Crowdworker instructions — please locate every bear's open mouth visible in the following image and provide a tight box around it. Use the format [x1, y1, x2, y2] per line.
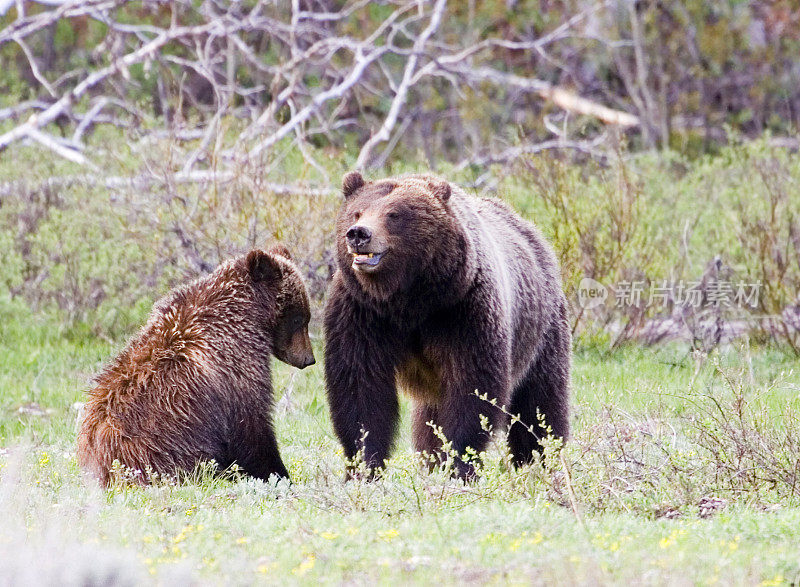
[351, 251, 386, 270]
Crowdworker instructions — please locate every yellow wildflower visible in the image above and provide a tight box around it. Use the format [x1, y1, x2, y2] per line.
[320, 532, 339, 540]
[292, 554, 316, 576]
[377, 528, 399, 541]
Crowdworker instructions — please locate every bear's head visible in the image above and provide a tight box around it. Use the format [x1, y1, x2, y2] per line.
[335, 172, 462, 300]
[245, 246, 315, 369]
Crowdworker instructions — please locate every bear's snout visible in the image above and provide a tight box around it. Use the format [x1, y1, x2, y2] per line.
[346, 225, 372, 248]
[282, 329, 316, 370]
[296, 339, 316, 369]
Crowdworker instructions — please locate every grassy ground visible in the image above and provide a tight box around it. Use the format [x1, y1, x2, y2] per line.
[1, 292, 799, 585]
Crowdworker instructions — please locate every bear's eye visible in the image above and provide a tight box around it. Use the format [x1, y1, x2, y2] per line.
[353, 210, 362, 221]
[387, 211, 400, 220]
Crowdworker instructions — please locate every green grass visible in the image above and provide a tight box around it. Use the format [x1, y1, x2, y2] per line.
[2, 292, 799, 584]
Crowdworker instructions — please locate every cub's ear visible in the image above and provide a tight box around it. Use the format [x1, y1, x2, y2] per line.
[268, 244, 293, 262]
[342, 171, 365, 199]
[246, 249, 282, 283]
[429, 179, 451, 202]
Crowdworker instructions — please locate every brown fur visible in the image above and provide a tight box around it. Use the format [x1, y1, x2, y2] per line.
[77, 246, 314, 486]
[325, 172, 571, 480]
[396, 353, 443, 406]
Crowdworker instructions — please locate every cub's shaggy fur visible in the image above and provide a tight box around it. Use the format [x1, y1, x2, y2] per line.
[78, 247, 314, 485]
[324, 172, 570, 479]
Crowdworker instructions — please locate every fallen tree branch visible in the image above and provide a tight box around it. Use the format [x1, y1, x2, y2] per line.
[247, 45, 389, 159]
[25, 128, 91, 166]
[455, 138, 608, 170]
[355, 0, 447, 169]
[12, 33, 56, 97]
[452, 67, 640, 128]
[0, 172, 331, 201]
[0, 0, 640, 171]
[0, 0, 123, 45]
[0, 19, 237, 154]
[543, 86, 640, 127]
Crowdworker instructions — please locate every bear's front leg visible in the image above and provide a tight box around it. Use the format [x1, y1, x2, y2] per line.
[435, 330, 511, 481]
[324, 284, 401, 477]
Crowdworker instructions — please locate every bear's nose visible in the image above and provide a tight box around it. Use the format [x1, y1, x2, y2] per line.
[346, 225, 372, 248]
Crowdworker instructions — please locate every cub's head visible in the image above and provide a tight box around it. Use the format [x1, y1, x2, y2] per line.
[335, 172, 459, 299]
[245, 246, 315, 369]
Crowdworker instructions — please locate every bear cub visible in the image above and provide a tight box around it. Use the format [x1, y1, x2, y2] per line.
[78, 246, 314, 485]
[324, 172, 570, 480]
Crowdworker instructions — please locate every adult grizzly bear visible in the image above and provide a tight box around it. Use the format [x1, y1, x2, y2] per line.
[78, 246, 315, 486]
[324, 172, 570, 480]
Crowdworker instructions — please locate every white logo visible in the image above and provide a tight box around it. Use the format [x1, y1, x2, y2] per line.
[578, 277, 607, 309]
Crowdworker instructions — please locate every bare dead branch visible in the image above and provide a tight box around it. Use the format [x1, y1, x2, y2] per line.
[456, 138, 607, 170]
[355, 0, 446, 169]
[0, 172, 330, 201]
[26, 128, 91, 165]
[0, 0, 124, 46]
[71, 97, 110, 144]
[12, 33, 56, 97]
[0, 0, 638, 171]
[448, 66, 639, 127]
[0, 17, 251, 156]
[247, 45, 389, 159]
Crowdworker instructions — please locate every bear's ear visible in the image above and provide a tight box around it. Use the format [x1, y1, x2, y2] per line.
[246, 250, 282, 283]
[342, 171, 365, 199]
[429, 179, 451, 202]
[268, 244, 293, 262]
